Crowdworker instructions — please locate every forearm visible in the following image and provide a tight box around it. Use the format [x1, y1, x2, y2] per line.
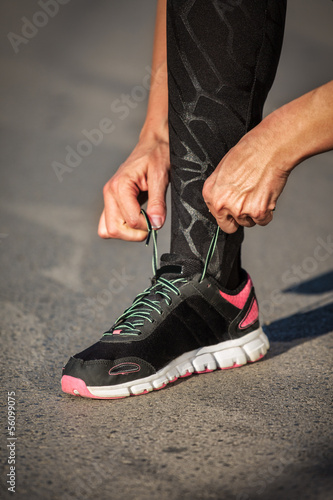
[140, 0, 168, 141]
[203, 82, 333, 233]
[250, 81, 333, 172]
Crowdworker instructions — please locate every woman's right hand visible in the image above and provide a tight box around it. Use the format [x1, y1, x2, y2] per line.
[99, 0, 170, 241]
[98, 132, 170, 241]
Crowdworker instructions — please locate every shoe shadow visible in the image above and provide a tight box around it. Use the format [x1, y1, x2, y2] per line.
[283, 269, 333, 295]
[264, 302, 333, 342]
[263, 303, 333, 360]
[263, 270, 333, 358]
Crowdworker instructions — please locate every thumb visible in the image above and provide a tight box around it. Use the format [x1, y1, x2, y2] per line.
[147, 175, 168, 229]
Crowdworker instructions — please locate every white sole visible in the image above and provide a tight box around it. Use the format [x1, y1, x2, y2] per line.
[62, 327, 269, 399]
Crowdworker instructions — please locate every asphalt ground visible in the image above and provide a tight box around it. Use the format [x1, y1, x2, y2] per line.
[0, 1, 332, 499]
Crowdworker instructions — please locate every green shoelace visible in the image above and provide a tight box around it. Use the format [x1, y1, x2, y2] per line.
[104, 210, 220, 337]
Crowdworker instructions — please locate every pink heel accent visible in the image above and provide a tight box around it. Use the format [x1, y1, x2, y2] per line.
[219, 274, 252, 309]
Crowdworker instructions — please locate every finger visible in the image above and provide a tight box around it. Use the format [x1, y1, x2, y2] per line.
[100, 196, 148, 242]
[146, 170, 168, 229]
[113, 184, 147, 231]
[234, 214, 256, 228]
[98, 209, 108, 238]
[214, 209, 240, 234]
[252, 211, 274, 227]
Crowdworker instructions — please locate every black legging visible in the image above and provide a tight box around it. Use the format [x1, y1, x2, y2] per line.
[167, 0, 287, 287]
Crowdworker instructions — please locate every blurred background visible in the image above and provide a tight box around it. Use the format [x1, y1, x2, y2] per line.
[0, 1, 332, 499]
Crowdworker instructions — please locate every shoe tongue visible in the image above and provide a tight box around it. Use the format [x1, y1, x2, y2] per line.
[157, 253, 203, 280]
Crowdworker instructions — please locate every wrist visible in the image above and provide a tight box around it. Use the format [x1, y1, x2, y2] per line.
[248, 109, 301, 174]
[139, 116, 169, 144]
[256, 86, 333, 172]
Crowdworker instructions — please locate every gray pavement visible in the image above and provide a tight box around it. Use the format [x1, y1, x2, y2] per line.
[0, 1, 332, 499]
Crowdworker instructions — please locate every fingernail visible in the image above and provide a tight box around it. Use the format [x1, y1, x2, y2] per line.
[150, 216, 163, 229]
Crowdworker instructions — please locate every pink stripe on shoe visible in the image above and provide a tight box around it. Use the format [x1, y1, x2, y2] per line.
[219, 274, 252, 309]
[239, 296, 259, 329]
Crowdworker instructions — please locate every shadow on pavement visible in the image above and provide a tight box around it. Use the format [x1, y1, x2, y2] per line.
[239, 449, 333, 500]
[283, 270, 333, 295]
[263, 269, 333, 355]
[264, 302, 333, 347]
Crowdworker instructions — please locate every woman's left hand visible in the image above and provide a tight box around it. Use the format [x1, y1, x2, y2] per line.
[203, 81, 333, 234]
[202, 126, 290, 234]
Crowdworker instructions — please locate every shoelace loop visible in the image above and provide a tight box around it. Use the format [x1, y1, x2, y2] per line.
[104, 209, 220, 336]
[104, 210, 186, 336]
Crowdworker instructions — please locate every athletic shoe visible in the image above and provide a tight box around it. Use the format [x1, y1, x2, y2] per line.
[61, 214, 269, 399]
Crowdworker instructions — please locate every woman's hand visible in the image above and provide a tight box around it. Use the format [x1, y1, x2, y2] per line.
[98, 0, 169, 241]
[98, 133, 170, 241]
[202, 126, 290, 233]
[203, 81, 333, 234]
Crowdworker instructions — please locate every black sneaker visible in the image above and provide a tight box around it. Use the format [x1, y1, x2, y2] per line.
[61, 214, 269, 399]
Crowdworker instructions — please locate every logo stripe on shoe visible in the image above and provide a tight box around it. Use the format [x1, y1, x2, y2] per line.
[239, 297, 259, 329]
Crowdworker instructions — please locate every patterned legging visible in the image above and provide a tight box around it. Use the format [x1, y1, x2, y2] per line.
[167, 0, 287, 285]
